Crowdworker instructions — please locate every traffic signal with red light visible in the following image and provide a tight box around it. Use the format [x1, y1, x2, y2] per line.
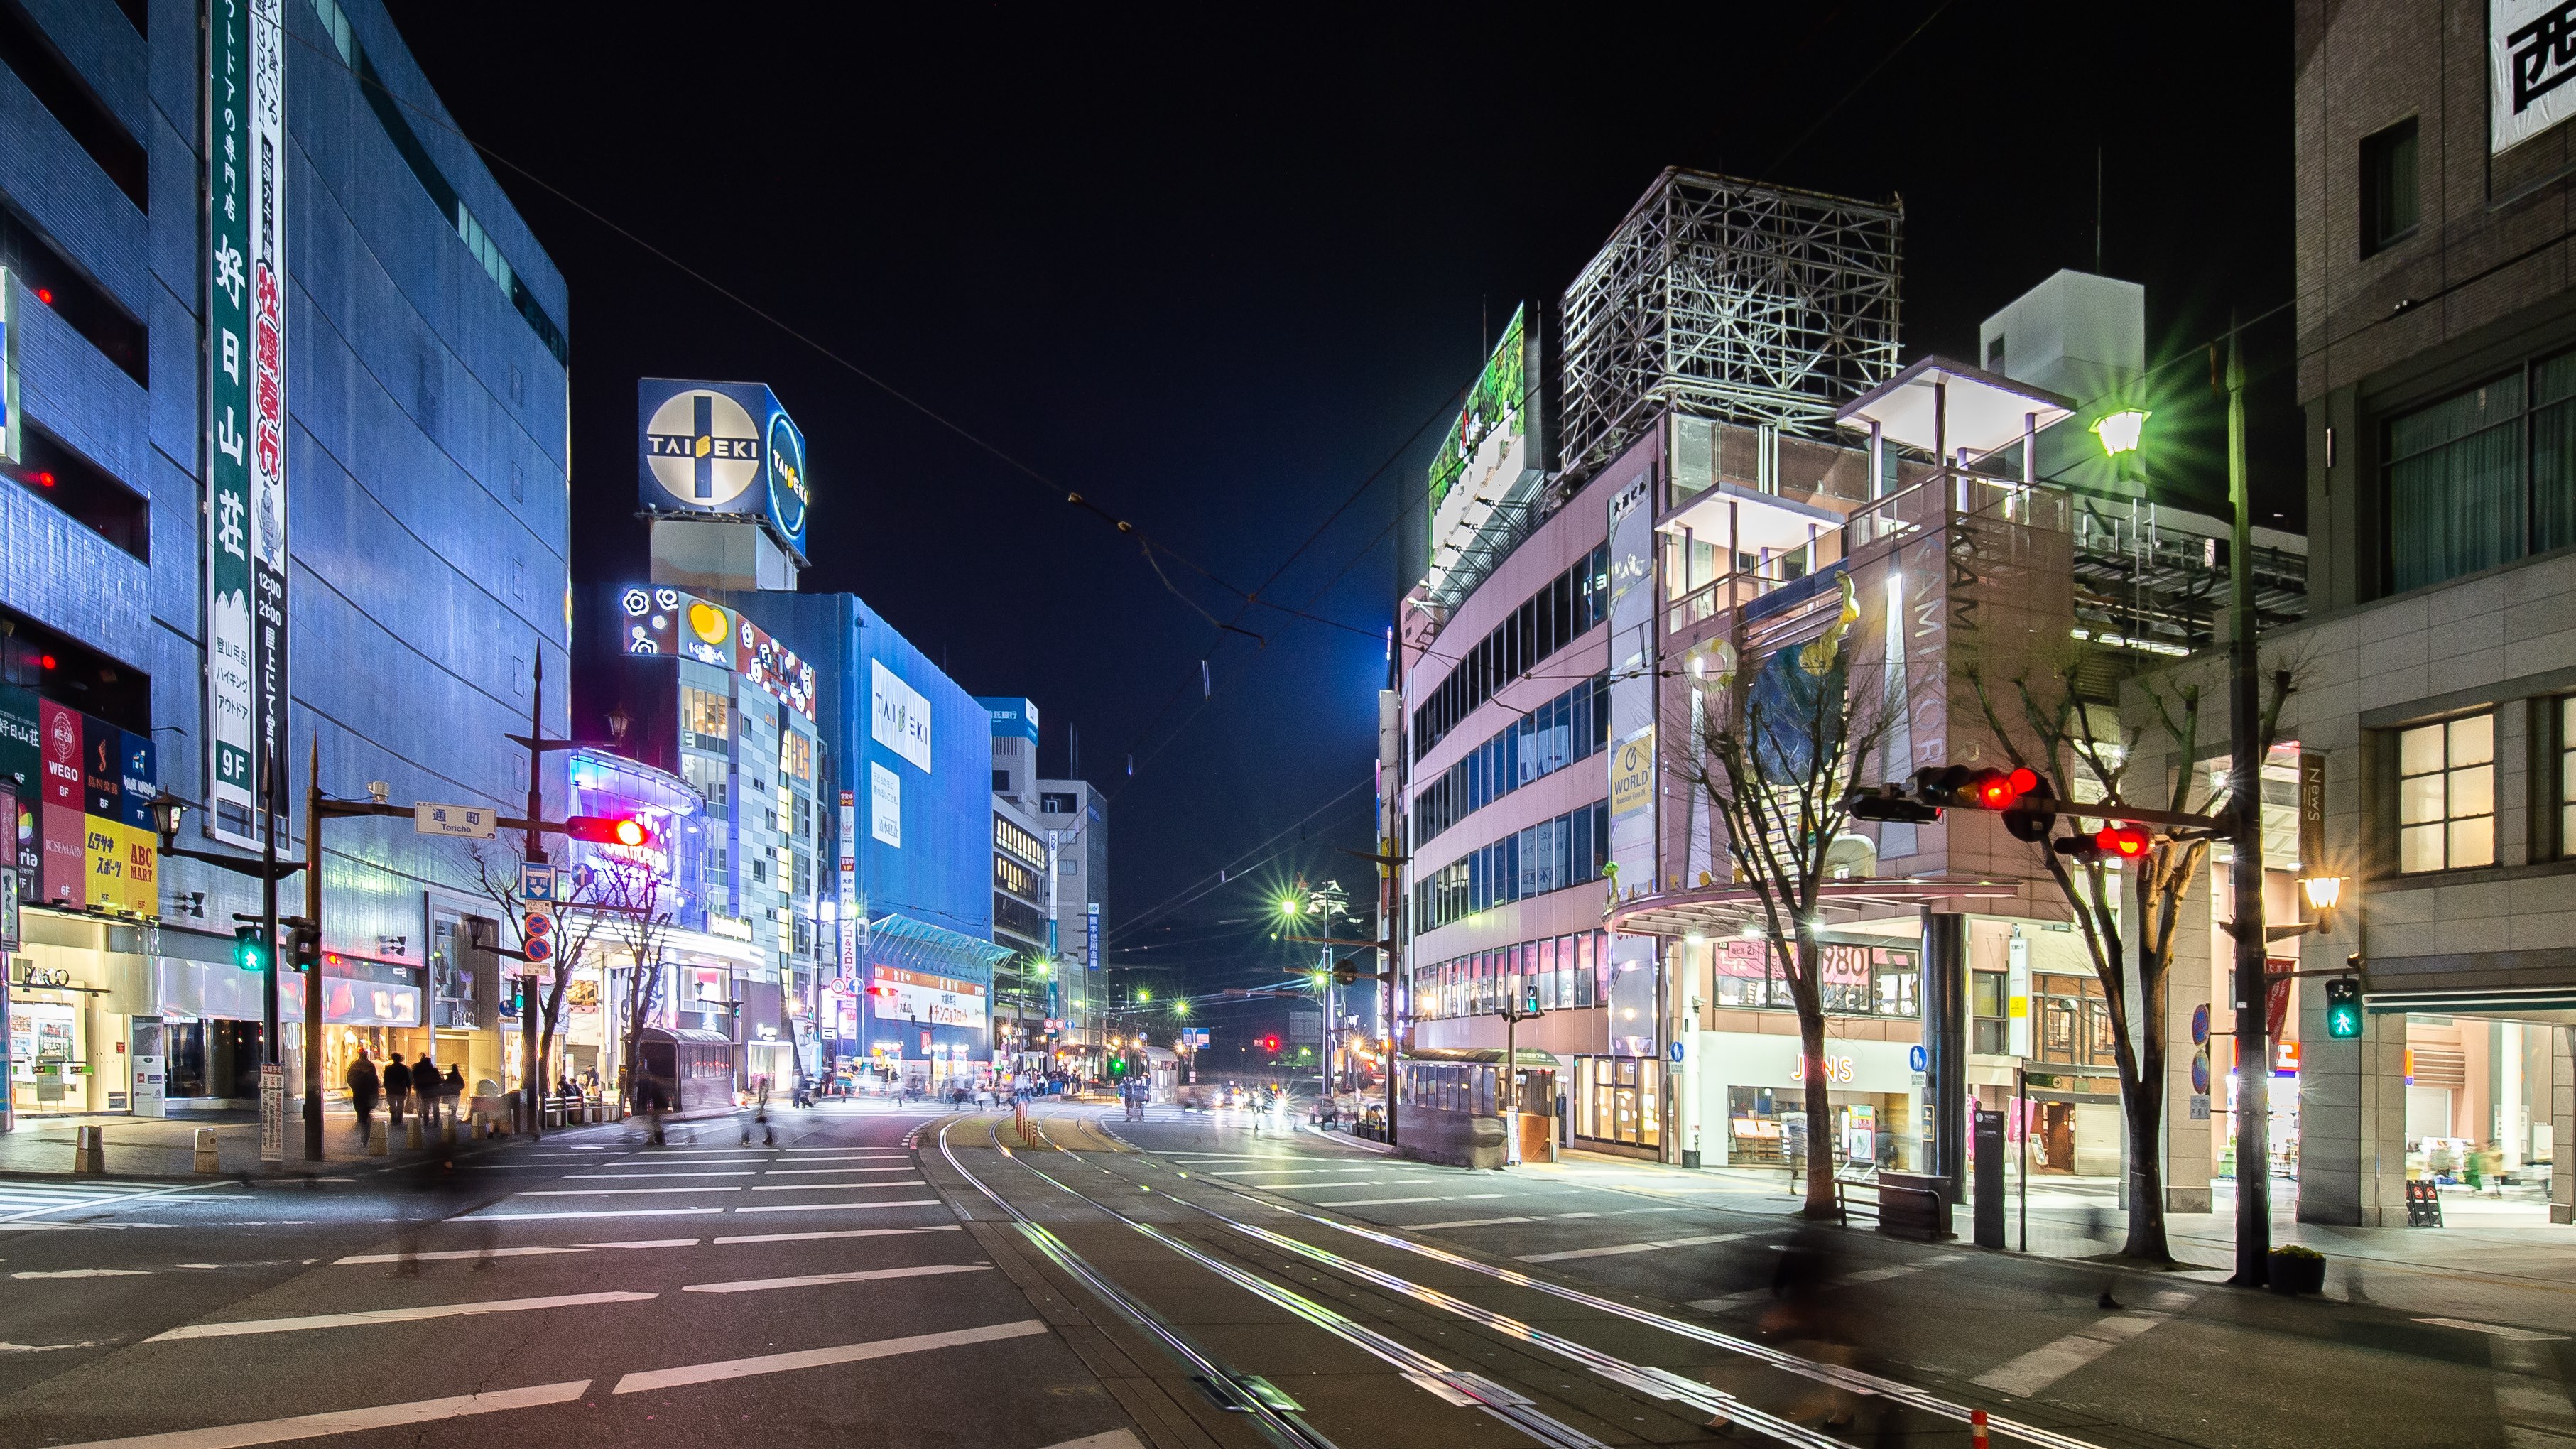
[565, 815, 653, 847]
[2055, 823, 2153, 862]
[1261, 1035, 1281, 1053]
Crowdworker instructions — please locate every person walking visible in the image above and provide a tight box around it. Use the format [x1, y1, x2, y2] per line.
[383, 1052, 413, 1136]
[440, 1064, 466, 1136]
[412, 1053, 440, 1132]
[346, 1048, 381, 1148]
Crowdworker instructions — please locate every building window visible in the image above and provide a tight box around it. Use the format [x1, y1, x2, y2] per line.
[2033, 972, 2113, 1068]
[2398, 713, 2495, 873]
[2381, 350, 2576, 595]
[992, 770, 1010, 791]
[2360, 117, 2419, 257]
[2562, 697, 2576, 857]
[1972, 970, 2009, 1055]
[682, 687, 730, 747]
[1040, 792, 1076, 814]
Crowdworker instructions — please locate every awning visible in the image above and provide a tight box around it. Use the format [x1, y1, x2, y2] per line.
[1835, 356, 2077, 457]
[1607, 877, 2023, 938]
[864, 913, 1013, 984]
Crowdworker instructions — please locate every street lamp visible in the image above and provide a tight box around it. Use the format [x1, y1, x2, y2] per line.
[2093, 358, 2271, 1287]
[148, 791, 186, 850]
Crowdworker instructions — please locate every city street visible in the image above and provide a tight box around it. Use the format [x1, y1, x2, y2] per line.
[5, 1102, 2569, 1448]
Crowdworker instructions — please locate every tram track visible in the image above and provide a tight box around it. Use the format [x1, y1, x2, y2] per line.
[1063, 1109, 2117, 1449]
[954, 1113, 1854, 1449]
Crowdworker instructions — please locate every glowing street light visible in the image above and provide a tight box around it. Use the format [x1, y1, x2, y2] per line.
[1136, 988, 1152, 1004]
[2090, 408, 2148, 458]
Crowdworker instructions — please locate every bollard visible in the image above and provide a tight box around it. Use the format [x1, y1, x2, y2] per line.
[192, 1127, 221, 1174]
[72, 1124, 105, 1173]
[1971, 1409, 1989, 1449]
[367, 1123, 389, 1156]
[406, 1114, 424, 1149]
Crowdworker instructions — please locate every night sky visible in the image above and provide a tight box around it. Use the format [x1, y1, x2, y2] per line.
[386, 1, 2298, 1000]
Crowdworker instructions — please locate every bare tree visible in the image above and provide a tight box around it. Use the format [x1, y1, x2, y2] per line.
[587, 856, 675, 1102]
[1966, 651, 2293, 1262]
[1688, 582, 1899, 1217]
[457, 841, 611, 1102]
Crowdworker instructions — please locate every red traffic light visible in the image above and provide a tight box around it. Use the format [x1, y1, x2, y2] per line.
[1261, 1035, 1281, 1052]
[565, 815, 652, 847]
[1965, 766, 2040, 810]
[2096, 824, 2151, 858]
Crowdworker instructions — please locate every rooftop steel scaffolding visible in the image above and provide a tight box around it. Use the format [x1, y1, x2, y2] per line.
[1559, 169, 1903, 484]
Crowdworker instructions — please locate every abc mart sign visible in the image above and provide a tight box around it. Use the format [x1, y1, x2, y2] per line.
[636, 378, 810, 562]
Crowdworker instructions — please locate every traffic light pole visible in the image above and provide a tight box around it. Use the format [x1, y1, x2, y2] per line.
[2224, 324, 2273, 1288]
[303, 739, 325, 1162]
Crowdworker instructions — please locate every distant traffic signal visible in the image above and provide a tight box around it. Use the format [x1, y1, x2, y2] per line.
[1260, 1035, 1281, 1053]
[565, 815, 653, 847]
[1841, 783, 1942, 824]
[2325, 977, 2363, 1039]
[232, 924, 268, 972]
[283, 916, 320, 971]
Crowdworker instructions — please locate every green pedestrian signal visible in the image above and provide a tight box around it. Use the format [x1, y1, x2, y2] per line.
[2325, 977, 2363, 1040]
[232, 924, 269, 972]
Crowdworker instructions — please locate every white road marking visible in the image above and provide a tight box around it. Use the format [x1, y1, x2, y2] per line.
[683, 1263, 991, 1294]
[1517, 1232, 1747, 1264]
[0, 1178, 223, 1226]
[1410, 1216, 1537, 1230]
[759, 1166, 918, 1175]
[582, 1237, 704, 1249]
[713, 1226, 962, 1245]
[147, 1291, 656, 1342]
[750, 1179, 927, 1190]
[2421, 1318, 2570, 1342]
[1839, 1252, 1972, 1284]
[333, 1247, 589, 1266]
[519, 1186, 740, 1196]
[460, 1207, 727, 1222]
[562, 1171, 754, 1180]
[1305, 1196, 1447, 1208]
[732, 1199, 942, 1213]
[2494, 1336, 2576, 1446]
[37, 1378, 592, 1449]
[612, 1319, 1051, 1394]
[13, 1268, 154, 1279]
[1972, 1290, 2196, 1397]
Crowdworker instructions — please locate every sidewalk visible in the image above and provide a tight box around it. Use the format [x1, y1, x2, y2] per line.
[1528, 1148, 2576, 1335]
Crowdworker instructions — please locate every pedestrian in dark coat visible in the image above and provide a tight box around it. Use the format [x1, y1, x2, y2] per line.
[441, 1064, 466, 1121]
[413, 1054, 441, 1129]
[346, 1048, 381, 1146]
[383, 1053, 413, 1129]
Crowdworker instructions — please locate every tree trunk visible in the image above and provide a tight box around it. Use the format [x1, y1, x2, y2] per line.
[1795, 967, 1837, 1216]
[537, 969, 567, 1097]
[2119, 1078, 2172, 1261]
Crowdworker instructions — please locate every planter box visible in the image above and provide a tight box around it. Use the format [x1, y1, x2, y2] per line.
[2268, 1252, 2327, 1294]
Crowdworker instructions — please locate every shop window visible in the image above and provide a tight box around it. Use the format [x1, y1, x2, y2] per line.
[1972, 970, 2009, 1055]
[2397, 712, 2495, 873]
[1876, 963, 1920, 1020]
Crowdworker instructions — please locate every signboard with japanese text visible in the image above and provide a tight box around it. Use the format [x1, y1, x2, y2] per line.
[204, 0, 258, 846]
[2494, 0, 2576, 153]
[618, 586, 737, 670]
[837, 790, 857, 972]
[245, 0, 288, 859]
[867, 965, 986, 1031]
[414, 802, 496, 838]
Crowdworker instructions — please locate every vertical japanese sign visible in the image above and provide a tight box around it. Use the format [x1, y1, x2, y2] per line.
[246, 0, 290, 845]
[837, 790, 857, 976]
[205, 0, 256, 845]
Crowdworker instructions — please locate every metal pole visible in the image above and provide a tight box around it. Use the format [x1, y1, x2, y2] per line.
[261, 750, 283, 1164]
[302, 739, 323, 1161]
[521, 653, 546, 1138]
[2017, 1064, 2029, 1254]
[2226, 322, 2272, 1287]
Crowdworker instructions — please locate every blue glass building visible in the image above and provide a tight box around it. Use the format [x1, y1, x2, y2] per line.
[0, 0, 569, 1118]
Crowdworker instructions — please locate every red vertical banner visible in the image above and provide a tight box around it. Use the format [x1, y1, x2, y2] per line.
[36, 701, 82, 908]
[2265, 958, 2297, 1052]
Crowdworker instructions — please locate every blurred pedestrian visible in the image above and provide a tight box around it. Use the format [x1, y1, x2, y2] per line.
[1761, 1225, 1864, 1431]
[391, 1132, 494, 1276]
[638, 1073, 669, 1145]
[742, 1077, 775, 1146]
[346, 1048, 381, 1148]
[441, 1064, 465, 1129]
[413, 1053, 441, 1131]
[384, 1052, 413, 1134]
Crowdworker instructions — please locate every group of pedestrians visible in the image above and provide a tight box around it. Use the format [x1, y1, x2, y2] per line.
[342, 1048, 467, 1147]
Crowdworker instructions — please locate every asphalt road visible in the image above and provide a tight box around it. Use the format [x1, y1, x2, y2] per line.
[0, 1101, 2566, 1448]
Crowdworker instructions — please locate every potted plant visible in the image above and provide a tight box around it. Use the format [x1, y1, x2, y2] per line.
[2268, 1244, 2327, 1295]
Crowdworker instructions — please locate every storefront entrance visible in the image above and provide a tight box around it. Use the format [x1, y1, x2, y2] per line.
[1574, 1055, 1661, 1151]
[166, 1021, 266, 1101]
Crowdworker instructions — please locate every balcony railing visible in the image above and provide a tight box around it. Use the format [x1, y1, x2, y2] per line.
[1666, 472, 2068, 637]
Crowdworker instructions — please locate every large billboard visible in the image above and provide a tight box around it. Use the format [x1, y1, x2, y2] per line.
[2494, 0, 2576, 153]
[636, 379, 810, 562]
[614, 585, 815, 721]
[0, 690, 154, 914]
[1425, 305, 1546, 588]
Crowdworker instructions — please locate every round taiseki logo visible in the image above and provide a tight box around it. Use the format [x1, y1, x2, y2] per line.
[766, 411, 809, 538]
[645, 389, 761, 508]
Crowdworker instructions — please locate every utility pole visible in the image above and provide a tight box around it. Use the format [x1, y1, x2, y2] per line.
[506, 654, 577, 1138]
[260, 751, 283, 1162]
[302, 739, 324, 1160]
[2225, 321, 2273, 1287]
[1495, 1000, 1540, 1164]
